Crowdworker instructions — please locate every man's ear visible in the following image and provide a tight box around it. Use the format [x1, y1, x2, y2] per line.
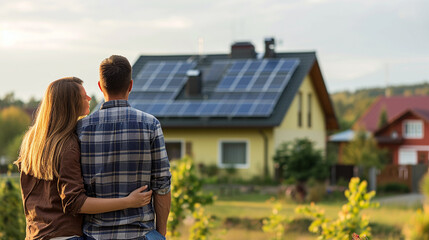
[98, 81, 104, 93]
[128, 80, 133, 92]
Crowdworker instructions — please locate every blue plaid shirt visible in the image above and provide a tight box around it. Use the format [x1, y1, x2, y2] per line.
[77, 100, 171, 240]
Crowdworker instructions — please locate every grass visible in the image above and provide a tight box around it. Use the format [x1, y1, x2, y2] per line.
[1, 175, 417, 239]
[174, 191, 415, 240]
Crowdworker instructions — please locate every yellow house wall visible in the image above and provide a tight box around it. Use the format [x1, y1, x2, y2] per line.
[163, 128, 275, 179]
[274, 74, 327, 152]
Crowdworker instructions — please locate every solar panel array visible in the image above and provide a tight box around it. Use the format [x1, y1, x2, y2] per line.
[129, 58, 300, 117]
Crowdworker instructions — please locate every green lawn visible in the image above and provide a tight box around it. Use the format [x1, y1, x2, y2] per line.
[1, 175, 416, 239]
[172, 191, 416, 240]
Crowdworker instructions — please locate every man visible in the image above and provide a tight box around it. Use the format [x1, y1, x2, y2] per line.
[77, 55, 171, 240]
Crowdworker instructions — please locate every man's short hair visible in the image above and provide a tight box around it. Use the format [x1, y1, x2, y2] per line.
[99, 55, 132, 96]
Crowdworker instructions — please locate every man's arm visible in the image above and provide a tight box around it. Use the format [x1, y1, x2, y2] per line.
[154, 191, 171, 236]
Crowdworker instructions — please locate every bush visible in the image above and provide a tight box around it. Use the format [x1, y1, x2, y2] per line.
[0, 177, 26, 239]
[306, 178, 326, 203]
[262, 202, 291, 240]
[403, 173, 429, 239]
[198, 163, 219, 178]
[168, 157, 214, 238]
[274, 138, 329, 182]
[377, 182, 410, 194]
[296, 178, 379, 240]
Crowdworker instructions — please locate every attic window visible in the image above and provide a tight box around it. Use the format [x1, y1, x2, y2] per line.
[403, 120, 423, 139]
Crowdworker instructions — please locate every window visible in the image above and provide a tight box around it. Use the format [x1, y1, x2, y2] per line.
[399, 149, 417, 165]
[165, 141, 183, 160]
[403, 120, 423, 139]
[298, 92, 302, 127]
[219, 141, 249, 168]
[307, 93, 312, 128]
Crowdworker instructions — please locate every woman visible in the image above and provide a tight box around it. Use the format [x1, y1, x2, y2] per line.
[15, 77, 152, 240]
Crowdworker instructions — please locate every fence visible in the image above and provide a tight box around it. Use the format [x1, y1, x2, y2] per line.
[377, 164, 428, 192]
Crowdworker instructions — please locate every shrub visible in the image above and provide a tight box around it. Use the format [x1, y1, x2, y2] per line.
[377, 182, 410, 194]
[306, 178, 326, 203]
[0, 177, 25, 239]
[403, 173, 429, 239]
[262, 202, 291, 240]
[168, 156, 214, 238]
[296, 178, 379, 240]
[189, 204, 215, 240]
[274, 138, 329, 182]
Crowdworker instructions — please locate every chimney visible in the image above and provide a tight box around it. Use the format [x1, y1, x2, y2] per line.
[230, 42, 256, 59]
[263, 37, 276, 58]
[186, 70, 202, 96]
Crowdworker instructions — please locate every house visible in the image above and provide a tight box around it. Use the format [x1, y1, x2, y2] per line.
[375, 109, 429, 165]
[128, 38, 338, 179]
[374, 108, 429, 192]
[330, 96, 429, 163]
[329, 96, 429, 191]
[355, 96, 429, 132]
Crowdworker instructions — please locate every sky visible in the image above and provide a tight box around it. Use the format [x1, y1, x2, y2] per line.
[1, 0, 428, 101]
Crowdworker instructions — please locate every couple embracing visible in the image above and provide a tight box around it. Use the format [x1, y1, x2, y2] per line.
[15, 55, 171, 240]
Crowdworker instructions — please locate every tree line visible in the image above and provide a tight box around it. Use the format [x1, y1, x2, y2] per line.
[331, 82, 429, 131]
[0, 92, 99, 169]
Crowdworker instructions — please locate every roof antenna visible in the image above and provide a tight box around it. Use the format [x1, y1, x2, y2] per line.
[198, 37, 204, 56]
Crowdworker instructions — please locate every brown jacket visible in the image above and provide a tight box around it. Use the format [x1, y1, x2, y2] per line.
[20, 136, 88, 240]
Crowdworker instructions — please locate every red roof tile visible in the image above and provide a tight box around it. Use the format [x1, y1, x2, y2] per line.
[354, 96, 429, 132]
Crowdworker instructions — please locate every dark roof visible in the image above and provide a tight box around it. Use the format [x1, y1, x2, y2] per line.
[355, 96, 429, 132]
[375, 108, 429, 136]
[129, 51, 338, 129]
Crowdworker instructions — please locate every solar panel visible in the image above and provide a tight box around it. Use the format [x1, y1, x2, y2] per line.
[228, 61, 247, 73]
[234, 76, 253, 90]
[131, 58, 299, 118]
[217, 76, 236, 90]
[234, 103, 254, 116]
[216, 102, 238, 115]
[252, 103, 273, 116]
[163, 102, 186, 116]
[181, 102, 202, 116]
[147, 103, 167, 115]
[199, 102, 220, 116]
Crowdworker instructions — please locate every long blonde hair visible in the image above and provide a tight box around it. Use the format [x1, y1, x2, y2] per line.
[15, 77, 84, 180]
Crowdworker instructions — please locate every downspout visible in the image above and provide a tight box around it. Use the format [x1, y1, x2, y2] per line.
[259, 130, 269, 178]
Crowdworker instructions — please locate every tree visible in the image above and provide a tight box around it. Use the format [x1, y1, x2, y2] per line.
[89, 95, 100, 112]
[5, 134, 24, 164]
[377, 107, 388, 128]
[0, 92, 24, 109]
[274, 138, 330, 201]
[342, 130, 388, 174]
[0, 106, 31, 156]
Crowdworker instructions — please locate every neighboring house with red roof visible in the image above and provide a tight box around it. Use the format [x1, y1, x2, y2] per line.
[354, 96, 429, 132]
[330, 96, 429, 164]
[330, 96, 429, 191]
[375, 109, 429, 165]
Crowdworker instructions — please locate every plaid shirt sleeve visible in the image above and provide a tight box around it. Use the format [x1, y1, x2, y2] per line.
[150, 118, 171, 195]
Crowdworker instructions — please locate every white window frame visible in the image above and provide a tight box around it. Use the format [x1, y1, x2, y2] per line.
[398, 149, 418, 165]
[164, 139, 185, 160]
[403, 120, 424, 139]
[218, 139, 250, 169]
